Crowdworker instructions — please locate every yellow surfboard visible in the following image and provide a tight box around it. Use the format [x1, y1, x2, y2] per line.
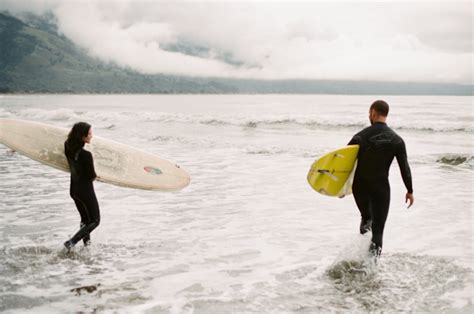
[307, 145, 359, 197]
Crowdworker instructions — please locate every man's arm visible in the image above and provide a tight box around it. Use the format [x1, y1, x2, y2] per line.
[396, 140, 414, 208]
[396, 140, 413, 193]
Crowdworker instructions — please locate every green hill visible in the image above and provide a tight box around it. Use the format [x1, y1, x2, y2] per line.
[0, 12, 471, 95]
[0, 12, 233, 93]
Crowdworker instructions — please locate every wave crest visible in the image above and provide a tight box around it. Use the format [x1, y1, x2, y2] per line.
[436, 154, 474, 166]
[4, 108, 472, 134]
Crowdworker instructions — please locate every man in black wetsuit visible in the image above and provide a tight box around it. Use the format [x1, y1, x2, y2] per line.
[348, 100, 414, 257]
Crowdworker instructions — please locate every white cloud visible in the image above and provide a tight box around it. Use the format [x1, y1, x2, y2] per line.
[1, 0, 60, 15]
[53, 2, 235, 76]
[1, 0, 472, 83]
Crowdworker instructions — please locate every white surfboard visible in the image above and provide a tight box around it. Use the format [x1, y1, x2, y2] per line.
[0, 118, 190, 191]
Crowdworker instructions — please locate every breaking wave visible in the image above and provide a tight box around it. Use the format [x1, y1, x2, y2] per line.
[18, 108, 80, 122]
[436, 154, 474, 167]
[197, 117, 472, 133]
[2, 107, 472, 134]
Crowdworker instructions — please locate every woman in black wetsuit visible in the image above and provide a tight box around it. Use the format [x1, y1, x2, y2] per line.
[64, 122, 100, 251]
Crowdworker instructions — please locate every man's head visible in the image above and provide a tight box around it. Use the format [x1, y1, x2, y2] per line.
[369, 100, 389, 125]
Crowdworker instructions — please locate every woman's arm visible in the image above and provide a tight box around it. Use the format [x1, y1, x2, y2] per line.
[82, 151, 97, 181]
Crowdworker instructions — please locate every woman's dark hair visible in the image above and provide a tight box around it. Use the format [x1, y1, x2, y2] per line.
[65, 122, 91, 155]
[370, 100, 389, 117]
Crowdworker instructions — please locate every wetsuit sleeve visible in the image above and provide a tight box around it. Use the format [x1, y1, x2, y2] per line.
[396, 140, 413, 193]
[82, 151, 97, 181]
[348, 135, 361, 145]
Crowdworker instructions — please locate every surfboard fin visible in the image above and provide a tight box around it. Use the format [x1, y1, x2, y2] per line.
[318, 169, 339, 181]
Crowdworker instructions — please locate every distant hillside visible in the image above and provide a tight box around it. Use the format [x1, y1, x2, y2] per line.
[0, 12, 234, 93]
[0, 12, 472, 95]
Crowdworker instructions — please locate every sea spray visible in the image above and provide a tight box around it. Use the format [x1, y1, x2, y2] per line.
[327, 234, 378, 280]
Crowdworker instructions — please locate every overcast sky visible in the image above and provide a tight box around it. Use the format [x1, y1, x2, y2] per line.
[2, 0, 472, 83]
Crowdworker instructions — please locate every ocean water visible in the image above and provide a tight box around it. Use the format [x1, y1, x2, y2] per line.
[0, 94, 472, 313]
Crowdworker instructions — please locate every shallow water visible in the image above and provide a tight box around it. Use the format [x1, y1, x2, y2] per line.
[0, 95, 472, 313]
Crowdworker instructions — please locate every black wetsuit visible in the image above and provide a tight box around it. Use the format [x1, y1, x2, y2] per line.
[64, 143, 100, 247]
[348, 122, 413, 255]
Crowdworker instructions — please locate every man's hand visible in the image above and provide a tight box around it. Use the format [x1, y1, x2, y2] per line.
[405, 193, 414, 208]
